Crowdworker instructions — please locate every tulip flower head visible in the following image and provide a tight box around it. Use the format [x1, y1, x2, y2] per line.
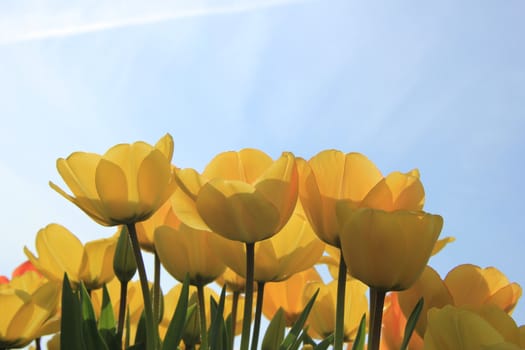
[50, 134, 176, 226]
[338, 208, 443, 291]
[24, 223, 116, 290]
[297, 151, 383, 247]
[423, 304, 524, 350]
[172, 148, 298, 243]
[0, 272, 60, 348]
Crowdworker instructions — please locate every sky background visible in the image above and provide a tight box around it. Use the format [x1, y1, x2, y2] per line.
[1, 0, 524, 332]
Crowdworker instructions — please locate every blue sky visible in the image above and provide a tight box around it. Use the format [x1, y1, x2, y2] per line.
[1, 0, 524, 328]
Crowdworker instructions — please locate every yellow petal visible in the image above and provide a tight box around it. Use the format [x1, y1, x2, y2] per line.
[202, 148, 273, 183]
[300, 150, 382, 247]
[398, 266, 454, 337]
[360, 170, 425, 211]
[25, 224, 83, 284]
[254, 152, 298, 233]
[95, 157, 130, 224]
[155, 225, 225, 286]
[431, 236, 455, 256]
[154, 133, 174, 161]
[424, 305, 505, 350]
[171, 168, 211, 231]
[79, 237, 117, 290]
[136, 148, 175, 217]
[308, 150, 382, 202]
[196, 179, 280, 242]
[340, 209, 443, 291]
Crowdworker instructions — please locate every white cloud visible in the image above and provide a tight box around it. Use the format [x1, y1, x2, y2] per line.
[0, 0, 306, 45]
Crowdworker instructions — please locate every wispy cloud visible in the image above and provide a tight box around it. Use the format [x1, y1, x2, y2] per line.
[0, 0, 306, 45]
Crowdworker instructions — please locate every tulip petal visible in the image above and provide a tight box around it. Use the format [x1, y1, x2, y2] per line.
[196, 179, 280, 242]
[79, 238, 117, 290]
[308, 150, 382, 203]
[398, 266, 454, 337]
[361, 170, 425, 211]
[254, 152, 298, 232]
[171, 168, 211, 231]
[95, 157, 131, 223]
[25, 224, 83, 283]
[203, 148, 273, 183]
[424, 306, 505, 350]
[154, 133, 174, 161]
[136, 148, 175, 215]
[155, 225, 225, 286]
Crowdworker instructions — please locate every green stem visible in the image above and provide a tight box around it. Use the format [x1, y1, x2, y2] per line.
[334, 249, 347, 350]
[197, 284, 209, 349]
[153, 252, 162, 323]
[250, 281, 265, 350]
[240, 242, 255, 350]
[117, 280, 128, 348]
[368, 288, 386, 350]
[230, 291, 240, 350]
[127, 223, 158, 350]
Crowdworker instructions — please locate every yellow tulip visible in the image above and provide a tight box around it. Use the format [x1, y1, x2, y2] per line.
[297, 151, 382, 247]
[24, 223, 116, 290]
[262, 268, 322, 326]
[50, 134, 176, 226]
[444, 264, 522, 313]
[323, 235, 453, 281]
[338, 208, 443, 291]
[209, 209, 325, 282]
[303, 279, 368, 341]
[155, 221, 226, 286]
[0, 274, 60, 348]
[423, 305, 523, 350]
[398, 264, 522, 340]
[172, 148, 298, 243]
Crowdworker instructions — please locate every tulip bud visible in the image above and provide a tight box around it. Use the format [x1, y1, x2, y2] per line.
[113, 226, 137, 283]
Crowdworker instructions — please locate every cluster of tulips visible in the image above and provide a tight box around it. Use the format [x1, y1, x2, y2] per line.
[1, 133, 524, 350]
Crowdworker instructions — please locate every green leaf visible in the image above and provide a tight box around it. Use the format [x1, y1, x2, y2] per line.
[315, 333, 334, 350]
[261, 308, 285, 350]
[400, 297, 424, 350]
[351, 314, 367, 350]
[280, 289, 319, 350]
[224, 314, 233, 350]
[209, 287, 227, 350]
[288, 328, 309, 350]
[98, 283, 116, 331]
[80, 283, 109, 350]
[134, 310, 147, 349]
[162, 275, 190, 350]
[60, 273, 85, 350]
[98, 283, 117, 349]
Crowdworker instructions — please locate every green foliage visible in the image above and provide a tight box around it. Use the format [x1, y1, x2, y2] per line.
[162, 275, 191, 350]
[279, 288, 319, 350]
[209, 288, 228, 350]
[400, 297, 424, 350]
[351, 314, 366, 350]
[61, 274, 85, 350]
[262, 308, 286, 350]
